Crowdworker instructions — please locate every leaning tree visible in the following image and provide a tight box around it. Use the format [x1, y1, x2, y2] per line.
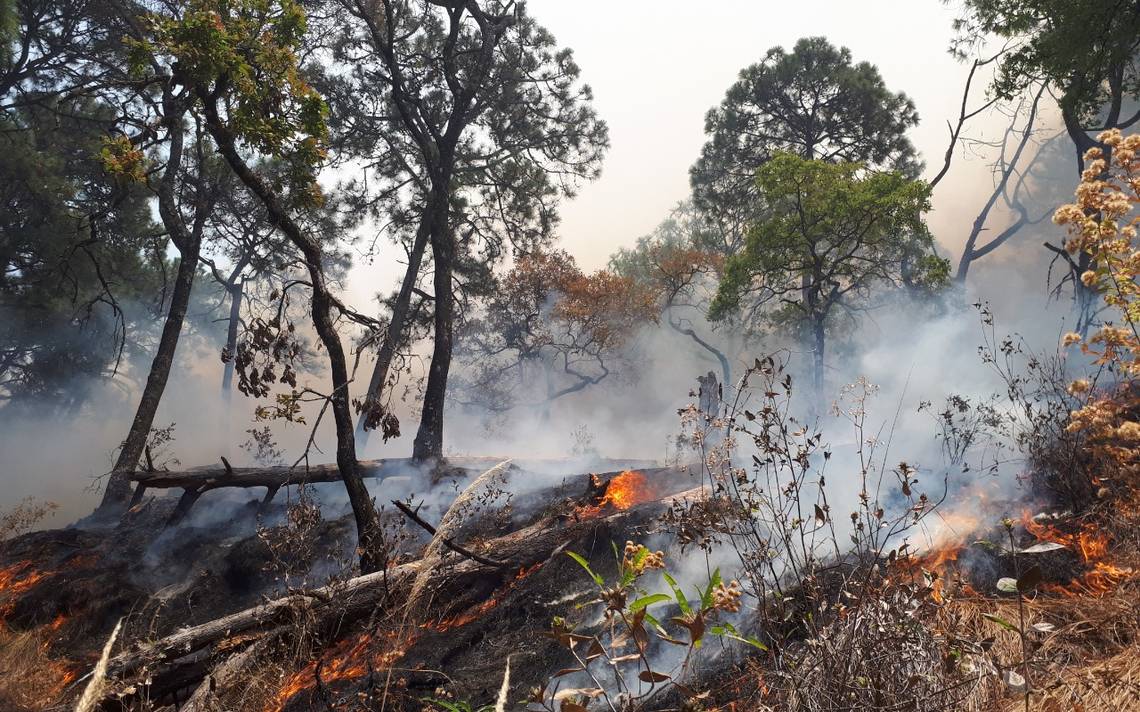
[137, 0, 389, 571]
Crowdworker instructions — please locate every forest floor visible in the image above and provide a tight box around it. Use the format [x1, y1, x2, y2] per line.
[1, 462, 1138, 711]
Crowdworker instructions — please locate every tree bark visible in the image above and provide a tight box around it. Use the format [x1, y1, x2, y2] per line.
[220, 277, 243, 397]
[413, 223, 454, 462]
[199, 92, 385, 574]
[106, 562, 420, 681]
[98, 91, 201, 513]
[354, 201, 434, 451]
[100, 247, 200, 510]
[812, 316, 825, 409]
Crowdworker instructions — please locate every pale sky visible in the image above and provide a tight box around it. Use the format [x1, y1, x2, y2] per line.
[348, 0, 1018, 303]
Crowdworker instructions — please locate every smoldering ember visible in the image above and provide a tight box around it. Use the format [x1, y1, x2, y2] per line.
[2, 3, 1140, 712]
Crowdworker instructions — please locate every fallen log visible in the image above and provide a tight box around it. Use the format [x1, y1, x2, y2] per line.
[392, 499, 508, 568]
[178, 635, 269, 712]
[102, 466, 702, 707]
[126, 456, 657, 525]
[106, 562, 420, 680]
[131, 457, 442, 491]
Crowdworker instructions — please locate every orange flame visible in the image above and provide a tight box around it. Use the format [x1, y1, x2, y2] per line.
[0, 562, 47, 596]
[431, 563, 542, 632]
[267, 629, 421, 712]
[599, 470, 653, 510]
[268, 563, 545, 710]
[906, 511, 983, 603]
[0, 561, 49, 618]
[1022, 512, 1133, 596]
[577, 470, 656, 520]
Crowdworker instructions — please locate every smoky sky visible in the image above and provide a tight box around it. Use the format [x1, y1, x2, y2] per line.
[347, 0, 1026, 305]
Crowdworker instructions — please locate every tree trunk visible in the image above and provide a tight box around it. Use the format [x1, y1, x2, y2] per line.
[812, 316, 825, 410]
[99, 246, 200, 511]
[413, 226, 454, 462]
[98, 92, 198, 514]
[219, 278, 243, 459]
[199, 94, 384, 574]
[307, 248, 385, 572]
[221, 277, 243, 398]
[354, 203, 434, 451]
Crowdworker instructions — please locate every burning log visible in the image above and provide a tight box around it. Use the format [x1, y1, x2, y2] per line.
[105, 562, 420, 681]
[97, 466, 699, 709]
[125, 456, 656, 526]
[263, 480, 706, 711]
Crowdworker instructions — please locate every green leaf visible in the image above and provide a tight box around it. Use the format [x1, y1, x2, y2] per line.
[663, 571, 691, 615]
[701, 568, 722, 610]
[630, 594, 671, 612]
[709, 621, 768, 650]
[566, 551, 603, 586]
[725, 632, 768, 651]
[982, 613, 1019, 632]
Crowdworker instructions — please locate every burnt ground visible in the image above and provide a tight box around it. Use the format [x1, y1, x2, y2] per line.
[0, 459, 711, 711]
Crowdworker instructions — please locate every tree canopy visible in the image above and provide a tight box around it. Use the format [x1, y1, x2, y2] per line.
[710, 153, 947, 399]
[957, 0, 1140, 127]
[691, 36, 921, 253]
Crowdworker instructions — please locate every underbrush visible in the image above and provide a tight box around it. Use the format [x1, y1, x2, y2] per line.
[0, 621, 77, 711]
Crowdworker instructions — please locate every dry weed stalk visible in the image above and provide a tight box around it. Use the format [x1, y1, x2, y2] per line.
[663, 356, 993, 710]
[75, 617, 122, 712]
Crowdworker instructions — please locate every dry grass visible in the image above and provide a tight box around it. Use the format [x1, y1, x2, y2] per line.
[0, 622, 78, 711]
[1008, 642, 1140, 712]
[935, 495, 1140, 712]
[208, 654, 291, 712]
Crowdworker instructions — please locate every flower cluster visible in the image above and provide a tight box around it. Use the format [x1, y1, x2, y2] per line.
[622, 541, 665, 573]
[712, 580, 743, 613]
[1054, 129, 1140, 480]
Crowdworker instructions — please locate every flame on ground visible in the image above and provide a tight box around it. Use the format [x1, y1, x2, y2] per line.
[910, 511, 983, 604]
[1022, 512, 1133, 596]
[0, 618, 78, 707]
[431, 563, 542, 632]
[267, 563, 544, 711]
[0, 561, 49, 618]
[904, 507, 1135, 601]
[267, 628, 421, 712]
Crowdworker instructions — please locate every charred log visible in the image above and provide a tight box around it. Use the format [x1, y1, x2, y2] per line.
[125, 458, 659, 524]
[105, 563, 420, 682]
